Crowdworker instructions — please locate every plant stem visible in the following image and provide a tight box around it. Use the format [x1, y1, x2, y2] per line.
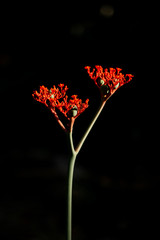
[67, 100, 106, 240]
[50, 108, 67, 132]
[67, 122, 77, 240]
[75, 100, 106, 154]
[67, 152, 77, 240]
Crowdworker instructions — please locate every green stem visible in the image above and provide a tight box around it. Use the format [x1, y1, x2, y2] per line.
[67, 100, 106, 240]
[67, 121, 77, 240]
[67, 152, 77, 240]
[75, 100, 106, 154]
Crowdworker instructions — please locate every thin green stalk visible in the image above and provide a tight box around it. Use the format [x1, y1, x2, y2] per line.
[67, 119, 77, 240]
[75, 100, 106, 154]
[67, 100, 106, 240]
[67, 151, 77, 240]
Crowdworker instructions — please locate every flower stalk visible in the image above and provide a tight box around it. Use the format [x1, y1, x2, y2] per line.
[67, 143, 77, 240]
[75, 99, 106, 154]
[32, 65, 134, 240]
[67, 99, 107, 240]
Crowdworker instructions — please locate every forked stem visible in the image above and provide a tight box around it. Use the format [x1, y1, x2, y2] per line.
[67, 100, 106, 240]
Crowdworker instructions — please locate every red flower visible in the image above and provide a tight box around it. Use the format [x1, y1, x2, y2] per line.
[32, 84, 68, 109]
[85, 65, 134, 100]
[57, 94, 89, 119]
[32, 84, 89, 131]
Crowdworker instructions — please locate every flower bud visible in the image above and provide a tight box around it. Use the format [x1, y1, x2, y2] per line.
[49, 89, 54, 99]
[100, 84, 110, 98]
[50, 94, 54, 99]
[68, 106, 78, 117]
[97, 78, 105, 87]
[114, 82, 120, 89]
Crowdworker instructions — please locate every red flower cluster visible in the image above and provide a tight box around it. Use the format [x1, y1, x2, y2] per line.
[32, 84, 68, 108]
[57, 94, 89, 119]
[32, 84, 89, 131]
[85, 66, 134, 99]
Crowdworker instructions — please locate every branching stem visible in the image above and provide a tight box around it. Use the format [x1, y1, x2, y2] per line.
[67, 100, 106, 240]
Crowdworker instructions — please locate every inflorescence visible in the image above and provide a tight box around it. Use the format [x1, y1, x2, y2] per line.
[85, 65, 134, 100]
[32, 83, 89, 131]
[32, 66, 133, 131]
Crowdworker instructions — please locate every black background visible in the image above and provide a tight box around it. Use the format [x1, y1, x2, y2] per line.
[0, 1, 159, 240]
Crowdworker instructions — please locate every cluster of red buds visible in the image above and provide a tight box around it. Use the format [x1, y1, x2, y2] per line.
[32, 66, 133, 131]
[32, 83, 89, 131]
[85, 66, 134, 100]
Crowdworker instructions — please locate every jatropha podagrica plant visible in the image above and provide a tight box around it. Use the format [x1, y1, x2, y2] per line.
[32, 66, 134, 240]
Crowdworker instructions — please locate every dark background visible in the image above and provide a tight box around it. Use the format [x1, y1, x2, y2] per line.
[0, 1, 159, 240]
